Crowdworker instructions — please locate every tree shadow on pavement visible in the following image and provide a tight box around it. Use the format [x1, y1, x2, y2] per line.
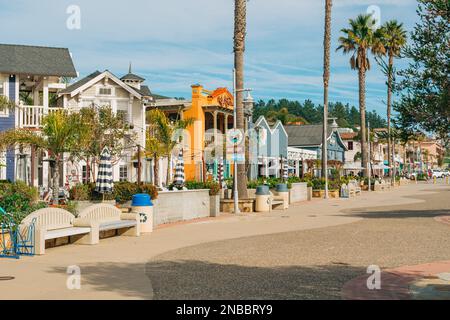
[342, 209, 449, 219]
[144, 259, 367, 300]
[341, 188, 450, 219]
[48, 263, 154, 299]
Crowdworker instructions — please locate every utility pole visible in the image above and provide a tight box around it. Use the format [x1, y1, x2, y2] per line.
[368, 122, 371, 192]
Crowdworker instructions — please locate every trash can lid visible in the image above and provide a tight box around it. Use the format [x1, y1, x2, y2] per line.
[276, 183, 289, 192]
[131, 193, 153, 206]
[255, 185, 270, 195]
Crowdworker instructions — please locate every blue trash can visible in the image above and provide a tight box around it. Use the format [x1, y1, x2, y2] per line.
[131, 194, 153, 233]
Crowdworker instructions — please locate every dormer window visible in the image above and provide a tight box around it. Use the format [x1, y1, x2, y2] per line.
[99, 87, 112, 95]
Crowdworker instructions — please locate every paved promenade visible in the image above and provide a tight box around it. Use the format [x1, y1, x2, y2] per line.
[1, 182, 448, 299]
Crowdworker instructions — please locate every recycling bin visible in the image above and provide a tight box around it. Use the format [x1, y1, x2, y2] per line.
[131, 193, 153, 233]
[255, 185, 270, 212]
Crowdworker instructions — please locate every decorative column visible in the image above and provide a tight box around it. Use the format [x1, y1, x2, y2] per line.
[43, 79, 49, 114]
[213, 111, 218, 142]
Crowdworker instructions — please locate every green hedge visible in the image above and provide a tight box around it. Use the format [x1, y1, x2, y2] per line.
[171, 180, 220, 196]
[0, 181, 47, 223]
[69, 182, 158, 204]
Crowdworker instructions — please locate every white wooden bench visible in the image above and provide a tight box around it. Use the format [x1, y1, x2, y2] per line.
[20, 208, 97, 255]
[77, 203, 140, 238]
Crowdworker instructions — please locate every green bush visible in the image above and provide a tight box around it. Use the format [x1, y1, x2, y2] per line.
[69, 181, 158, 204]
[247, 177, 292, 189]
[310, 178, 341, 190]
[0, 181, 47, 223]
[181, 180, 220, 196]
[69, 183, 91, 201]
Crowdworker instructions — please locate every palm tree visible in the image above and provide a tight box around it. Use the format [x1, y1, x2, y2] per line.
[0, 111, 81, 202]
[146, 109, 193, 186]
[376, 20, 407, 181]
[337, 14, 385, 176]
[322, 0, 332, 197]
[234, 0, 248, 198]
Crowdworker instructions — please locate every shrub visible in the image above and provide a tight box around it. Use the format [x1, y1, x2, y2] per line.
[182, 180, 220, 196]
[69, 181, 158, 204]
[0, 181, 46, 223]
[247, 177, 292, 189]
[69, 183, 91, 201]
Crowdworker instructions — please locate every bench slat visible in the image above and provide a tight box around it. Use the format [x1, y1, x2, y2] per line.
[45, 227, 91, 240]
[99, 220, 137, 232]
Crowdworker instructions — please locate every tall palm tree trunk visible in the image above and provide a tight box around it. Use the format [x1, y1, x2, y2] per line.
[234, 0, 248, 199]
[387, 53, 394, 182]
[358, 66, 368, 177]
[322, 0, 332, 181]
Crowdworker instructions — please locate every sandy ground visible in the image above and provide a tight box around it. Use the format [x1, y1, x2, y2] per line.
[0, 182, 448, 299]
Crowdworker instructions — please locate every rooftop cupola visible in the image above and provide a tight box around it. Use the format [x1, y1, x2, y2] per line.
[120, 62, 145, 90]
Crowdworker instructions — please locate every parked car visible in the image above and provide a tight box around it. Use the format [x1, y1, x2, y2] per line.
[432, 169, 445, 178]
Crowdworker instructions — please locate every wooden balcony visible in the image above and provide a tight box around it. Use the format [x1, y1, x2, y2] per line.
[17, 105, 63, 129]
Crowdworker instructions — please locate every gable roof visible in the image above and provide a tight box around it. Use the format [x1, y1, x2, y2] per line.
[59, 71, 101, 94]
[58, 70, 142, 99]
[120, 73, 145, 82]
[285, 124, 347, 150]
[0, 44, 77, 77]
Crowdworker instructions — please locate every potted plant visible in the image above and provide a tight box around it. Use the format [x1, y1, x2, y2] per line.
[311, 178, 325, 198]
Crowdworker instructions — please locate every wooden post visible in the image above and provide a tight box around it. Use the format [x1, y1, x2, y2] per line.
[30, 146, 35, 187]
[137, 144, 142, 185]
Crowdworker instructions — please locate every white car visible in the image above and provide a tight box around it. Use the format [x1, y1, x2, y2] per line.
[432, 170, 445, 178]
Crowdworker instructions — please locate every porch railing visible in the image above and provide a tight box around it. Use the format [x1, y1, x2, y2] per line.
[17, 105, 63, 129]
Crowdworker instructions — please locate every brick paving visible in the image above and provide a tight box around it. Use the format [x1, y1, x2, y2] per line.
[342, 261, 450, 300]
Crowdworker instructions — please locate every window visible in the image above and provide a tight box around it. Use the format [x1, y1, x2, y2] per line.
[117, 110, 128, 122]
[119, 165, 128, 182]
[99, 87, 112, 95]
[0, 81, 3, 96]
[348, 141, 354, 150]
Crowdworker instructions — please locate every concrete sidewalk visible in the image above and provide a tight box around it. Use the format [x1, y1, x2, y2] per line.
[0, 182, 446, 299]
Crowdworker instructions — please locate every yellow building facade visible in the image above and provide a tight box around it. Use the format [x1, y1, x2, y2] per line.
[154, 84, 235, 182]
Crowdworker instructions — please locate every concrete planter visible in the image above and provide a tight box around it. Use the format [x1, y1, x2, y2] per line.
[154, 189, 210, 225]
[210, 194, 220, 217]
[307, 187, 313, 201]
[312, 189, 325, 198]
[220, 199, 254, 213]
[329, 190, 340, 198]
[289, 182, 308, 203]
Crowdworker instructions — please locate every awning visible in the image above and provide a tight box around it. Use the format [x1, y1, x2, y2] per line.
[371, 164, 390, 170]
[343, 163, 364, 170]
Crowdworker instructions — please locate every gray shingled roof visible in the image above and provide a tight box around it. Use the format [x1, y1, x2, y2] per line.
[285, 124, 333, 147]
[0, 44, 77, 77]
[120, 73, 145, 81]
[59, 71, 101, 94]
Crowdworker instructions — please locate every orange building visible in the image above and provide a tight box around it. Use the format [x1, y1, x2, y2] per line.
[153, 84, 237, 182]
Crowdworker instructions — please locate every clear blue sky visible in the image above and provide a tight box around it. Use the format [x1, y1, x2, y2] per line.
[1, 0, 419, 116]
